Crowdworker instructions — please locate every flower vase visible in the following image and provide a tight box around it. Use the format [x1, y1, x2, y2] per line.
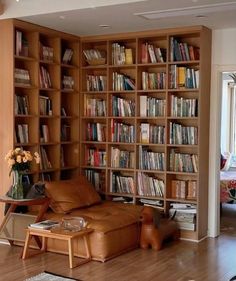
[11, 170, 24, 199]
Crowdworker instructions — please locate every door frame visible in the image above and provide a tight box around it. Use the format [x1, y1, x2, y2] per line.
[208, 64, 236, 237]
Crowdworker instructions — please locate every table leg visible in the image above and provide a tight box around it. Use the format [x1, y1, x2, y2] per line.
[22, 231, 31, 259]
[41, 237, 47, 252]
[0, 204, 17, 246]
[83, 235, 91, 260]
[31, 200, 50, 249]
[68, 238, 74, 269]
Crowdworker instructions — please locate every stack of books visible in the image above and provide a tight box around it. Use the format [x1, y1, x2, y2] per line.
[169, 203, 196, 231]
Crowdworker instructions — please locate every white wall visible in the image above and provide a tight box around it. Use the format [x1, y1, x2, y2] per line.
[212, 28, 236, 65]
[208, 28, 236, 237]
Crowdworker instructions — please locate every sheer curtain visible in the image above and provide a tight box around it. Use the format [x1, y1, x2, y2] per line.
[229, 83, 236, 154]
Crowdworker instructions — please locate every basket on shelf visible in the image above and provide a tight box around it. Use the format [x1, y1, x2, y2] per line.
[86, 58, 106, 66]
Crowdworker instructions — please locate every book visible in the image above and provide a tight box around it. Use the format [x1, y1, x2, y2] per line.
[140, 123, 150, 143]
[29, 220, 60, 230]
[125, 48, 133, 64]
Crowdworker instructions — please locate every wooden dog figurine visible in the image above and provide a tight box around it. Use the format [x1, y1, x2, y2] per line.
[140, 206, 179, 251]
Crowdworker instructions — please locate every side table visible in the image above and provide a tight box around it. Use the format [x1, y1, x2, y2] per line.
[0, 196, 50, 246]
[22, 227, 94, 269]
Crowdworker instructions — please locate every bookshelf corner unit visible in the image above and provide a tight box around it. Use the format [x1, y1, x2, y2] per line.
[80, 26, 211, 241]
[0, 19, 80, 217]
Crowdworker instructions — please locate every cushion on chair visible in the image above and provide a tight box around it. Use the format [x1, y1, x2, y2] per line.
[45, 176, 101, 213]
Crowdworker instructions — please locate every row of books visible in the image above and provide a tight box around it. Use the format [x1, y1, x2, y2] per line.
[61, 124, 71, 142]
[15, 94, 29, 115]
[40, 124, 50, 143]
[111, 43, 133, 65]
[14, 68, 31, 85]
[62, 48, 73, 64]
[111, 120, 135, 143]
[86, 75, 107, 92]
[137, 172, 164, 197]
[16, 30, 74, 65]
[84, 97, 106, 117]
[110, 172, 135, 194]
[40, 44, 54, 62]
[139, 146, 165, 171]
[112, 196, 134, 203]
[140, 123, 165, 144]
[86, 122, 106, 142]
[83, 49, 106, 61]
[142, 71, 166, 90]
[85, 148, 107, 167]
[141, 43, 166, 64]
[169, 65, 199, 89]
[139, 198, 164, 209]
[169, 203, 196, 231]
[85, 169, 104, 192]
[169, 149, 198, 173]
[111, 147, 135, 169]
[39, 66, 52, 88]
[40, 146, 52, 170]
[62, 75, 74, 90]
[60, 146, 65, 168]
[39, 95, 52, 116]
[15, 30, 29, 57]
[170, 37, 200, 62]
[112, 96, 135, 117]
[170, 95, 198, 117]
[140, 96, 166, 117]
[112, 72, 135, 91]
[171, 180, 197, 200]
[15, 124, 29, 144]
[169, 122, 198, 145]
[40, 124, 71, 143]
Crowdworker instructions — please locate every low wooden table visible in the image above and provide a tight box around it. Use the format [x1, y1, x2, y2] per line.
[22, 227, 93, 269]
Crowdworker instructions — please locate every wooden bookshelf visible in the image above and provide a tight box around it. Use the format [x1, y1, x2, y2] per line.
[0, 20, 211, 241]
[80, 26, 211, 241]
[0, 19, 80, 206]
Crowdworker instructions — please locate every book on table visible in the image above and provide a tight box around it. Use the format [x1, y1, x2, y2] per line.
[29, 220, 60, 230]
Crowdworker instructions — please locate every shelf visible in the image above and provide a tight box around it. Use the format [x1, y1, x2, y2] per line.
[15, 55, 36, 62]
[166, 198, 197, 204]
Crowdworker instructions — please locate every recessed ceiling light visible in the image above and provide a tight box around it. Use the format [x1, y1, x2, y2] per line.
[16, 0, 20, 2]
[59, 15, 66, 20]
[99, 24, 110, 28]
[196, 15, 207, 18]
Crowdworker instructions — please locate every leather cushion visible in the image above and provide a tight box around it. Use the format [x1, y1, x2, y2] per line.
[45, 176, 101, 213]
[46, 201, 142, 233]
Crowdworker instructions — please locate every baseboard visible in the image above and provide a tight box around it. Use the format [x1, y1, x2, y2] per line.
[180, 235, 208, 243]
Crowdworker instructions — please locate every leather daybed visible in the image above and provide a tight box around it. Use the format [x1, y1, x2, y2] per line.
[42, 176, 142, 262]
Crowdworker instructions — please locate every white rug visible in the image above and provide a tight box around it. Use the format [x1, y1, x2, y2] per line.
[25, 271, 80, 281]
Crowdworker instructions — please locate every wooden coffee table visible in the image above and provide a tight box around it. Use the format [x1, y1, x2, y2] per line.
[22, 227, 93, 269]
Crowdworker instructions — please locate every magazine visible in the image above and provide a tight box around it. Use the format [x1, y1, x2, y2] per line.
[29, 220, 60, 230]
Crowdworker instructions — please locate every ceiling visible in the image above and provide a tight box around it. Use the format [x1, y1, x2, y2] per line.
[1, 0, 236, 36]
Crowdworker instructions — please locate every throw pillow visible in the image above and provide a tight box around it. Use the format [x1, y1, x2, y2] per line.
[45, 176, 101, 213]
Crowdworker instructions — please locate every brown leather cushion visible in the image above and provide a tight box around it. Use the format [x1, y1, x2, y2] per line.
[45, 176, 101, 213]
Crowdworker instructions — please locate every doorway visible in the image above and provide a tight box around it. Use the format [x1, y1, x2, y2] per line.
[220, 72, 236, 235]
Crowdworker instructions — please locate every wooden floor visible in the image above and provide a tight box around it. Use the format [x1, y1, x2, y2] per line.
[1, 204, 236, 281]
[1, 232, 236, 281]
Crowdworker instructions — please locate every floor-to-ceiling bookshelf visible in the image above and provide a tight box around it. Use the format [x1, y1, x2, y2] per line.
[80, 26, 211, 240]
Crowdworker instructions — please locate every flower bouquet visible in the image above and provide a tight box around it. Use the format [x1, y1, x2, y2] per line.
[5, 148, 40, 199]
